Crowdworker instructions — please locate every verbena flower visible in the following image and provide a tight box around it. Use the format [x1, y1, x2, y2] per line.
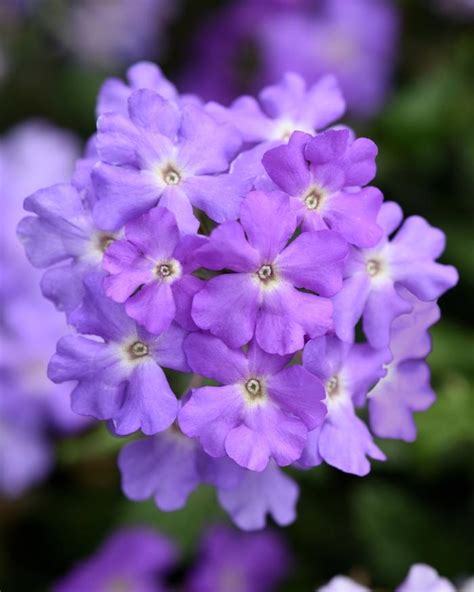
[368, 291, 440, 441]
[93, 89, 244, 233]
[179, 333, 326, 470]
[185, 525, 290, 592]
[53, 527, 178, 592]
[48, 274, 188, 435]
[103, 207, 204, 335]
[192, 190, 348, 354]
[332, 201, 458, 348]
[262, 129, 383, 246]
[299, 335, 387, 476]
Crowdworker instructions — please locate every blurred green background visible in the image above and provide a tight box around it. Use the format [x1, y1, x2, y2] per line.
[0, 0, 473, 590]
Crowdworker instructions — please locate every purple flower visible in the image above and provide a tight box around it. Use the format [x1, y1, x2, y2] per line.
[17, 182, 116, 317]
[192, 190, 348, 355]
[119, 421, 299, 530]
[216, 460, 299, 531]
[103, 207, 204, 335]
[209, 71, 345, 145]
[260, 0, 399, 116]
[48, 273, 188, 435]
[53, 527, 177, 592]
[368, 291, 440, 442]
[93, 89, 244, 233]
[186, 525, 290, 592]
[332, 201, 458, 348]
[179, 332, 326, 471]
[396, 564, 456, 592]
[118, 424, 203, 512]
[262, 129, 383, 246]
[318, 576, 370, 592]
[300, 335, 387, 476]
[97, 61, 180, 117]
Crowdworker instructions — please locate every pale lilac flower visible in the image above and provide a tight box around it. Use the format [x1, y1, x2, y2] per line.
[332, 202, 458, 348]
[93, 89, 244, 234]
[396, 564, 456, 592]
[97, 61, 180, 117]
[209, 71, 345, 145]
[318, 575, 370, 592]
[48, 273, 188, 435]
[53, 527, 177, 592]
[186, 525, 290, 592]
[262, 129, 382, 246]
[216, 460, 299, 531]
[192, 190, 348, 355]
[103, 207, 204, 335]
[261, 0, 399, 117]
[300, 335, 387, 476]
[368, 292, 440, 441]
[119, 421, 299, 530]
[179, 333, 326, 471]
[17, 182, 117, 317]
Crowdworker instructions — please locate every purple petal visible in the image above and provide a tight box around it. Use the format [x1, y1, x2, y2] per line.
[240, 191, 297, 261]
[172, 275, 204, 331]
[323, 187, 383, 248]
[195, 221, 259, 272]
[396, 564, 455, 592]
[261, 131, 311, 195]
[149, 322, 190, 372]
[177, 103, 241, 174]
[178, 385, 244, 457]
[183, 173, 244, 223]
[125, 207, 180, 259]
[267, 365, 327, 429]
[226, 404, 308, 470]
[103, 240, 152, 303]
[246, 339, 291, 377]
[92, 164, 159, 231]
[342, 137, 379, 186]
[304, 129, 351, 164]
[363, 283, 413, 348]
[319, 400, 385, 476]
[119, 431, 201, 511]
[128, 89, 181, 137]
[125, 282, 176, 336]
[113, 361, 178, 435]
[192, 273, 260, 349]
[257, 284, 333, 355]
[158, 186, 200, 235]
[332, 271, 371, 343]
[184, 332, 248, 385]
[277, 229, 348, 296]
[369, 360, 435, 442]
[217, 462, 299, 531]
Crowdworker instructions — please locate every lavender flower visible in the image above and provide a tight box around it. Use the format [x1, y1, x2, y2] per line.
[299, 335, 387, 476]
[318, 576, 370, 592]
[192, 190, 348, 355]
[185, 525, 290, 592]
[332, 201, 458, 348]
[103, 207, 204, 335]
[179, 333, 326, 470]
[209, 71, 345, 146]
[396, 564, 456, 592]
[119, 422, 299, 530]
[48, 273, 188, 435]
[53, 527, 177, 592]
[368, 292, 440, 441]
[262, 129, 382, 246]
[93, 89, 244, 233]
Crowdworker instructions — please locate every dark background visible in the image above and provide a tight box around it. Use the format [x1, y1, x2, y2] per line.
[0, 0, 473, 590]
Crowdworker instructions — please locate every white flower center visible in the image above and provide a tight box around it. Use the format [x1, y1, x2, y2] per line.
[154, 259, 182, 282]
[366, 258, 383, 277]
[128, 341, 148, 360]
[257, 264, 274, 282]
[304, 188, 325, 211]
[326, 375, 340, 398]
[245, 378, 262, 398]
[163, 166, 181, 185]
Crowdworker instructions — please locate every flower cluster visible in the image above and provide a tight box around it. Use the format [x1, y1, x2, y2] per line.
[53, 524, 289, 592]
[18, 62, 458, 530]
